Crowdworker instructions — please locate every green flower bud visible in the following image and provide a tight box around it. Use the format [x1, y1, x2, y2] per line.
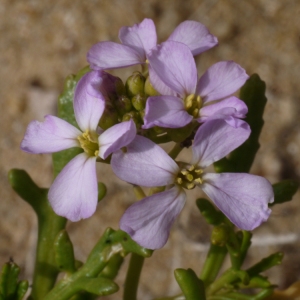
[166, 122, 194, 143]
[211, 224, 230, 246]
[125, 71, 145, 98]
[132, 93, 147, 111]
[115, 95, 132, 114]
[99, 104, 119, 130]
[122, 111, 142, 128]
[144, 76, 159, 96]
[114, 77, 126, 96]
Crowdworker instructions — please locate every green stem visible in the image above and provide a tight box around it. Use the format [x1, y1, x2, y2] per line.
[132, 185, 146, 200]
[29, 207, 67, 300]
[168, 143, 183, 160]
[200, 244, 227, 287]
[123, 253, 145, 300]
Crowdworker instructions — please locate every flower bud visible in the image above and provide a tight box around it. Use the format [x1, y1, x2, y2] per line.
[131, 93, 147, 111]
[125, 72, 145, 98]
[144, 76, 159, 96]
[122, 111, 142, 128]
[115, 95, 132, 114]
[114, 77, 126, 96]
[99, 104, 119, 130]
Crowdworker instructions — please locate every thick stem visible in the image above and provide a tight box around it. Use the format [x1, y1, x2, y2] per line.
[200, 244, 227, 287]
[168, 143, 183, 160]
[123, 253, 145, 300]
[29, 207, 67, 300]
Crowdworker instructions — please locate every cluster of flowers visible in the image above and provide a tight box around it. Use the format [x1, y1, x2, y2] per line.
[21, 19, 273, 249]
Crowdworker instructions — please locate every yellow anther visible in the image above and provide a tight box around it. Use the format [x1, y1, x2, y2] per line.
[77, 130, 99, 157]
[94, 150, 99, 157]
[196, 95, 203, 108]
[181, 169, 188, 175]
[195, 168, 203, 174]
[192, 108, 199, 118]
[185, 174, 194, 182]
[184, 94, 195, 109]
[194, 178, 203, 184]
[188, 165, 195, 171]
[187, 183, 195, 190]
[177, 178, 183, 184]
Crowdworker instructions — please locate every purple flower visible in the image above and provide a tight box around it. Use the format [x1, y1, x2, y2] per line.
[143, 41, 249, 129]
[87, 19, 218, 70]
[111, 120, 273, 249]
[21, 71, 136, 221]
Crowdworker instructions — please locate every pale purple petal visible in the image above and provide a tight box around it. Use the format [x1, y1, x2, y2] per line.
[98, 119, 136, 159]
[119, 18, 157, 56]
[143, 96, 193, 129]
[148, 66, 176, 96]
[196, 61, 249, 103]
[74, 71, 106, 132]
[198, 96, 248, 126]
[21, 115, 80, 154]
[167, 21, 218, 55]
[111, 135, 179, 187]
[148, 41, 197, 97]
[201, 173, 273, 230]
[120, 187, 186, 249]
[48, 153, 98, 222]
[87, 41, 144, 70]
[192, 119, 250, 168]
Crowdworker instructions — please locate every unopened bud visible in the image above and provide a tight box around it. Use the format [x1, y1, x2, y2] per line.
[114, 77, 126, 96]
[115, 95, 132, 114]
[132, 94, 147, 111]
[99, 104, 119, 130]
[122, 111, 142, 128]
[125, 72, 145, 98]
[144, 76, 159, 96]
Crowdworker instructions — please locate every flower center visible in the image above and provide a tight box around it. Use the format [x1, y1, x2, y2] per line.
[77, 130, 99, 157]
[184, 94, 203, 118]
[176, 165, 203, 190]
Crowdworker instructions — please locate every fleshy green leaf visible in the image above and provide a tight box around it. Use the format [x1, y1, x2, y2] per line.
[73, 278, 118, 296]
[214, 74, 267, 173]
[174, 268, 206, 300]
[270, 180, 299, 206]
[196, 198, 225, 225]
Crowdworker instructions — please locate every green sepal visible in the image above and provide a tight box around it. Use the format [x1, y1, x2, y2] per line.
[270, 180, 299, 206]
[0, 262, 28, 300]
[16, 281, 29, 300]
[247, 252, 284, 277]
[52, 67, 90, 177]
[8, 169, 48, 215]
[125, 72, 145, 98]
[214, 74, 267, 173]
[72, 277, 118, 296]
[166, 122, 195, 143]
[54, 230, 76, 273]
[99, 254, 123, 280]
[174, 268, 206, 300]
[196, 198, 225, 225]
[97, 182, 107, 202]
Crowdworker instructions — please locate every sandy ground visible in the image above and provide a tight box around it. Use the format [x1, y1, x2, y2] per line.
[0, 0, 300, 299]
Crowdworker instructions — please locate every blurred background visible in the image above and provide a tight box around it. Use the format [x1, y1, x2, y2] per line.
[0, 0, 299, 299]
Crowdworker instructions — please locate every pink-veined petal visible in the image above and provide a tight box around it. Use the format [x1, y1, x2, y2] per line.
[87, 41, 144, 70]
[74, 71, 106, 132]
[196, 61, 249, 103]
[201, 173, 273, 230]
[143, 95, 193, 129]
[119, 18, 157, 56]
[120, 187, 186, 249]
[148, 66, 176, 96]
[198, 96, 248, 126]
[111, 135, 179, 187]
[98, 119, 136, 159]
[167, 20, 218, 55]
[21, 115, 80, 154]
[148, 41, 197, 97]
[48, 153, 98, 222]
[192, 119, 250, 168]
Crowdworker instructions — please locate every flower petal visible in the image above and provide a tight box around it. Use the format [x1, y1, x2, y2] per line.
[201, 173, 273, 230]
[74, 71, 106, 132]
[98, 119, 136, 159]
[192, 119, 250, 168]
[148, 66, 176, 96]
[198, 96, 248, 126]
[120, 187, 186, 249]
[167, 21, 218, 55]
[148, 41, 197, 97]
[87, 41, 144, 70]
[143, 95, 193, 129]
[196, 61, 249, 103]
[48, 153, 98, 222]
[111, 135, 179, 187]
[119, 18, 157, 56]
[21, 115, 80, 154]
